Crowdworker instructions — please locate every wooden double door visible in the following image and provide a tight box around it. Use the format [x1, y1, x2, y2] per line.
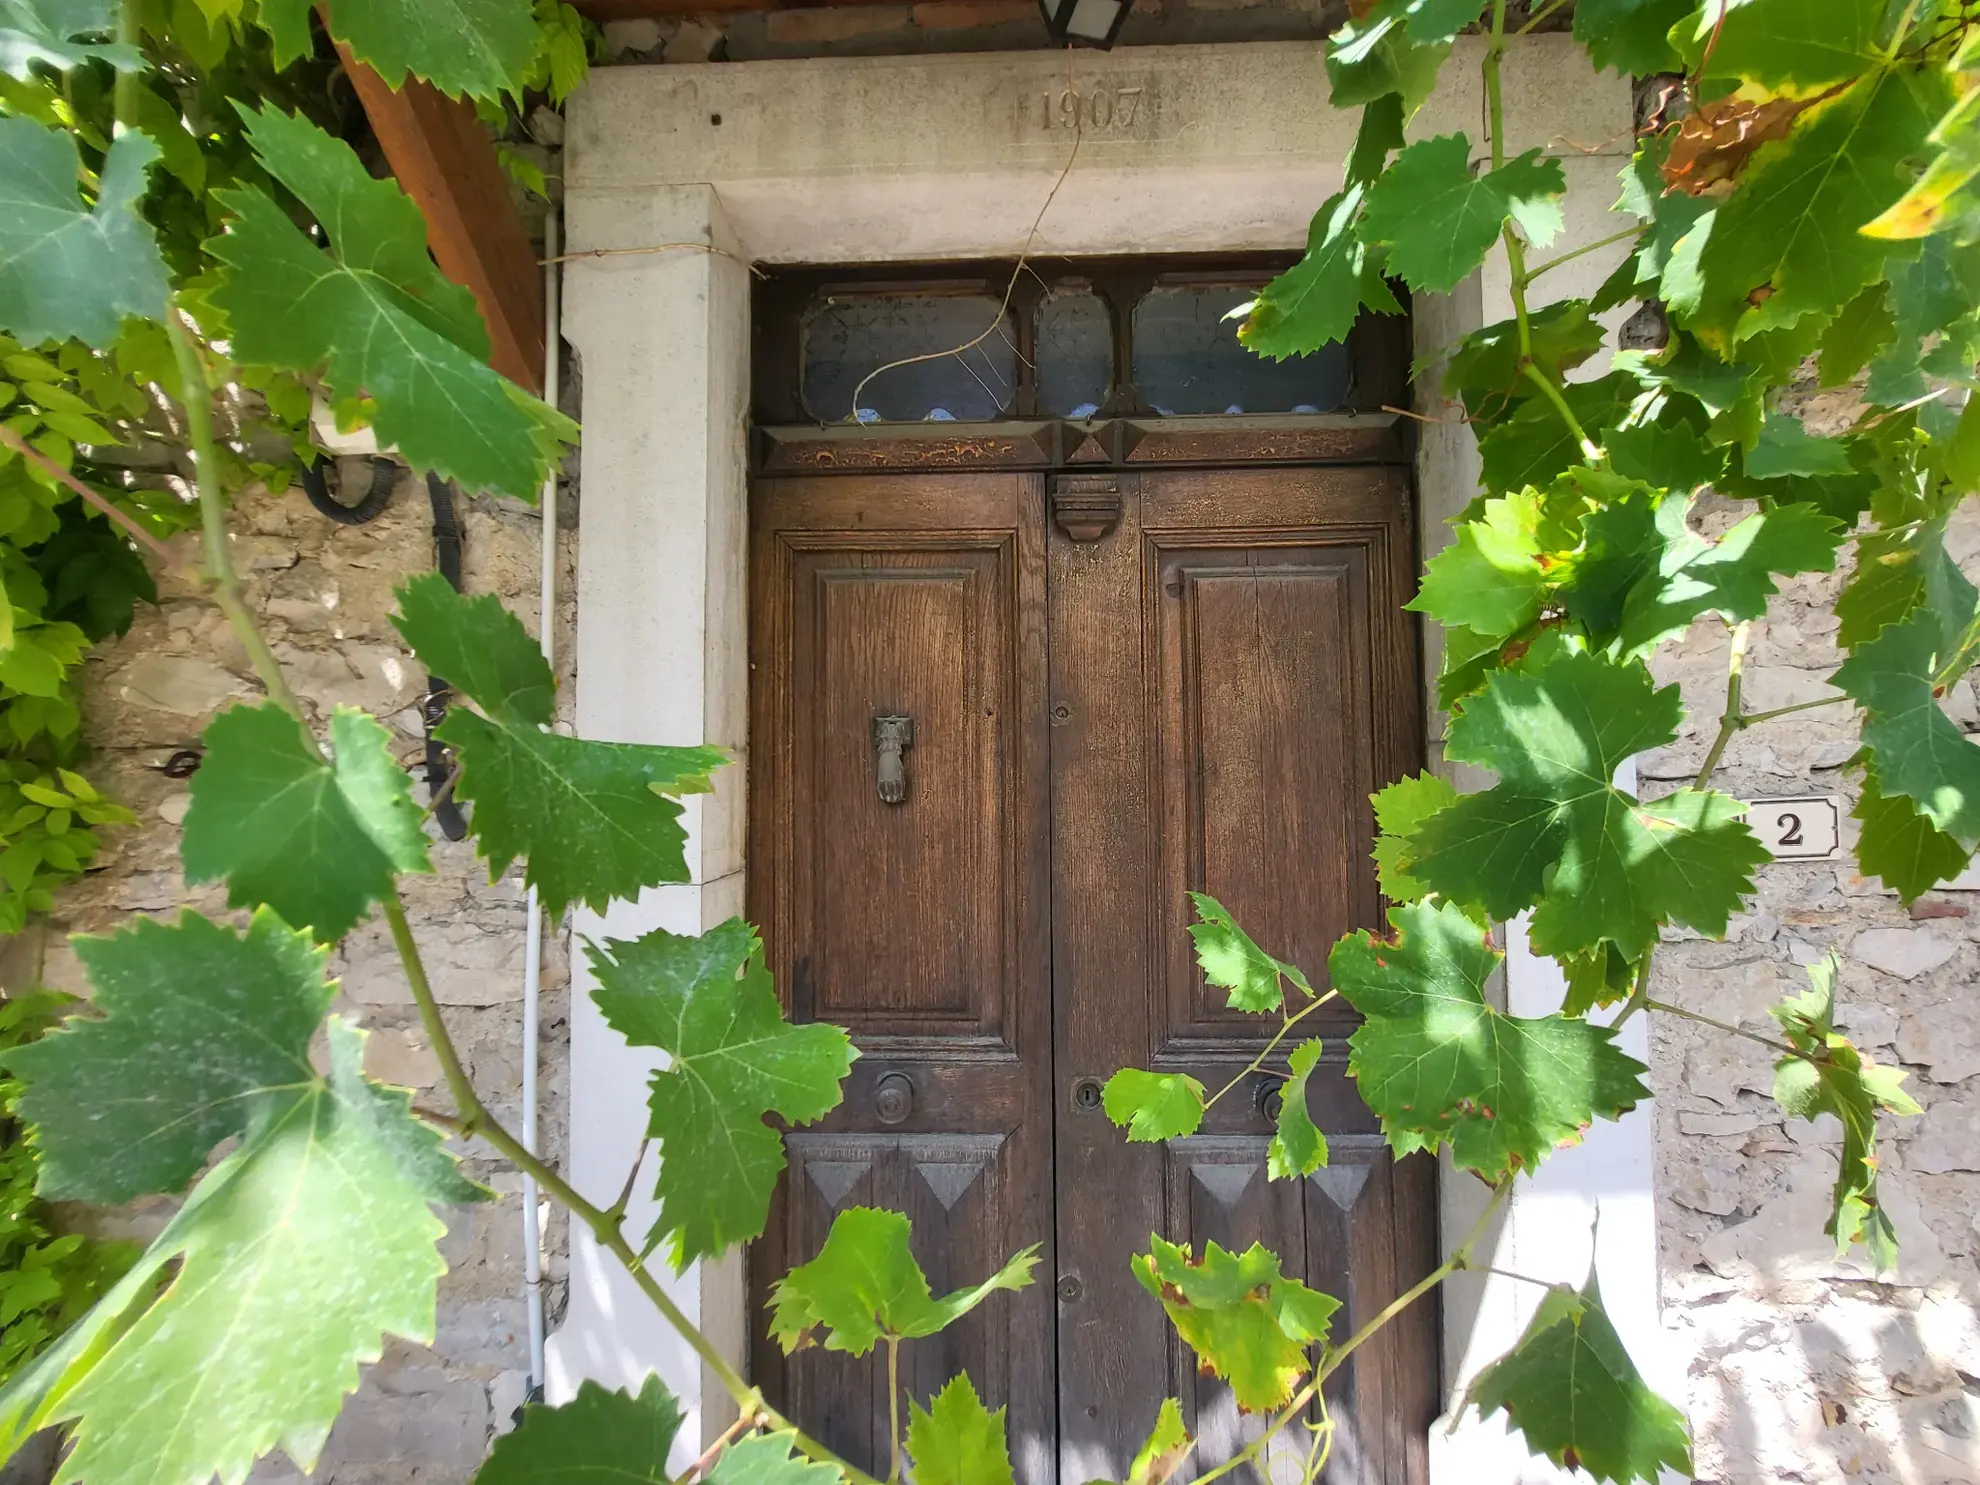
[747, 463, 1437, 1484]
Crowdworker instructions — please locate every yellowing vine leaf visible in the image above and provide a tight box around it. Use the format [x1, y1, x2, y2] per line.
[768, 1207, 1039, 1356]
[1132, 1236, 1338, 1414]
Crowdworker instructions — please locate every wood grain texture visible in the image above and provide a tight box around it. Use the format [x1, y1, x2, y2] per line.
[750, 461, 1434, 1483]
[338, 46, 544, 393]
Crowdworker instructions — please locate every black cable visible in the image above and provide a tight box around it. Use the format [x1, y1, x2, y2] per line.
[422, 475, 469, 842]
[298, 454, 396, 525]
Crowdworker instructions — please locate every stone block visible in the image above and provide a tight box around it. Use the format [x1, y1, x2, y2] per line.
[318, 1370, 489, 1474]
[1852, 925, 1960, 981]
[1904, 1098, 1980, 1175]
[434, 1298, 528, 1369]
[112, 655, 249, 716]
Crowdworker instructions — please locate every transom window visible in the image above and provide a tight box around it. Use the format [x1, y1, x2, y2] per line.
[752, 257, 1402, 427]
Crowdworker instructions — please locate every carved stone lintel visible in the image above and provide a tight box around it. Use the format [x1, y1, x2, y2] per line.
[1050, 474, 1123, 542]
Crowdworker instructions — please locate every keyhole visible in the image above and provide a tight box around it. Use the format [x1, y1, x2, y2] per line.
[1257, 1079, 1284, 1121]
[1072, 1077, 1104, 1112]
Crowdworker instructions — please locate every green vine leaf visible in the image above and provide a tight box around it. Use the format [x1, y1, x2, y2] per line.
[1570, 0, 1693, 75]
[1408, 649, 1766, 959]
[1361, 134, 1565, 295]
[1682, 0, 1883, 90]
[1441, 300, 1605, 419]
[476, 1377, 684, 1485]
[1674, 69, 1942, 347]
[1835, 607, 1980, 848]
[905, 1373, 1015, 1485]
[392, 575, 727, 916]
[1835, 483, 1973, 652]
[6, 910, 331, 1203]
[1770, 954, 1922, 1272]
[1852, 761, 1970, 902]
[1324, 3, 1459, 112]
[0, 1008, 479, 1485]
[767, 1206, 1040, 1356]
[0, 122, 167, 349]
[705, 1432, 843, 1485]
[1465, 1275, 1692, 1485]
[1329, 901, 1651, 1180]
[588, 918, 856, 1268]
[1371, 771, 1460, 902]
[0, 0, 141, 75]
[1132, 1236, 1338, 1414]
[259, 0, 540, 102]
[1186, 892, 1312, 1011]
[1238, 185, 1397, 359]
[182, 704, 433, 944]
[1611, 498, 1844, 657]
[1267, 1039, 1328, 1180]
[1408, 490, 1547, 639]
[1102, 1068, 1207, 1143]
[207, 107, 573, 502]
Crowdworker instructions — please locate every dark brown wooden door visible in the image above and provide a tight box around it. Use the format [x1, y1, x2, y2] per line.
[749, 464, 1437, 1485]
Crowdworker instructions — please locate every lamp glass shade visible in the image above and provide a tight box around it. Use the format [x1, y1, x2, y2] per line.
[1040, 0, 1129, 47]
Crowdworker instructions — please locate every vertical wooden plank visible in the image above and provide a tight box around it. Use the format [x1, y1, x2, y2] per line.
[338, 46, 546, 394]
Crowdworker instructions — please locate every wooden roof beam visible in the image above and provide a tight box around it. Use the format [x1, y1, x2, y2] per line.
[574, 0, 911, 17]
[339, 46, 546, 395]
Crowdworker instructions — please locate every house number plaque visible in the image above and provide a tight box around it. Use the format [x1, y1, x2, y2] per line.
[1750, 794, 1841, 861]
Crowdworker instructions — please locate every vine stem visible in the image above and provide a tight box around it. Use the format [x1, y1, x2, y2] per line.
[1520, 363, 1602, 463]
[1207, 989, 1335, 1108]
[675, 1406, 759, 1485]
[1190, 1176, 1517, 1485]
[382, 888, 876, 1484]
[1644, 997, 1802, 1059]
[1693, 621, 1751, 789]
[886, 1339, 902, 1484]
[0, 426, 178, 568]
[1521, 225, 1640, 284]
[166, 311, 305, 721]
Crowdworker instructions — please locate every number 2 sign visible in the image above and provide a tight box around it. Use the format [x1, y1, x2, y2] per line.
[1749, 794, 1841, 861]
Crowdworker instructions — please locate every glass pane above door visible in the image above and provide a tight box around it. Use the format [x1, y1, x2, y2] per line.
[801, 294, 1018, 423]
[1036, 289, 1112, 420]
[1132, 285, 1353, 416]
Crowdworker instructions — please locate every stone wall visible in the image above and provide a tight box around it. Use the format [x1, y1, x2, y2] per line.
[1643, 398, 1980, 1481]
[34, 466, 574, 1484]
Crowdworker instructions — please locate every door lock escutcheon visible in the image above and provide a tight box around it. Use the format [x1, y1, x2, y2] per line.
[871, 714, 914, 805]
[1071, 1077, 1105, 1112]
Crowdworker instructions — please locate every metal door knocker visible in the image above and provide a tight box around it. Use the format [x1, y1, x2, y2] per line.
[872, 714, 915, 805]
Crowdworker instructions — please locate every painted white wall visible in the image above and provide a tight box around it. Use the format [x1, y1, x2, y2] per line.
[558, 37, 1658, 1479]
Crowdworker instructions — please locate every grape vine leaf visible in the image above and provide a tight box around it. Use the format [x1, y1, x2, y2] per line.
[1570, 0, 1692, 75]
[1268, 1040, 1328, 1180]
[1867, 75, 1980, 242]
[1769, 955, 1920, 1273]
[1611, 498, 1844, 657]
[1361, 135, 1566, 294]
[0, 1008, 480, 1485]
[1441, 300, 1604, 419]
[477, 1377, 684, 1485]
[259, 0, 540, 102]
[1132, 1236, 1339, 1414]
[1835, 485, 1973, 651]
[1186, 892, 1312, 1010]
[1835, 608, 1980, 848]
[5, 909, 330, 1203]
[207, 107, 574, 502]
[705, 1432, 842, 1485]
[1123, 1399, 1193, 1485]
[0, 0, 140, 74]
[1476, 374, 1635, 494]
[0, 122, 167, 349]
[1371, 771, 1459, 902]
[1407, 490, 1547, 639]
[391, 574, 728, 917]
[182, 704, 433, 944]
[1683, 0, 1882, 89]
[588, 918, 856, 1268]
[1324, 0, 1465, 111]
[1678, 69, 1941, 346]
[1465, 1274, 1692, 1485]
[768, 1206, 1039, 1356]
[1408, 650, 1766, 957]
[1745, 415, 1854, 478]
[1330, 901, 1650, 1180]
[905, 1373, 1014, 1485]
[1103, 1068, 1207, 1143]
[1852, 762, 1970, 902]
[1238, 184, 1399, 359]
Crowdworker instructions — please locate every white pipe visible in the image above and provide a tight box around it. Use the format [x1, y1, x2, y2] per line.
[520, 205, 560, 1399]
